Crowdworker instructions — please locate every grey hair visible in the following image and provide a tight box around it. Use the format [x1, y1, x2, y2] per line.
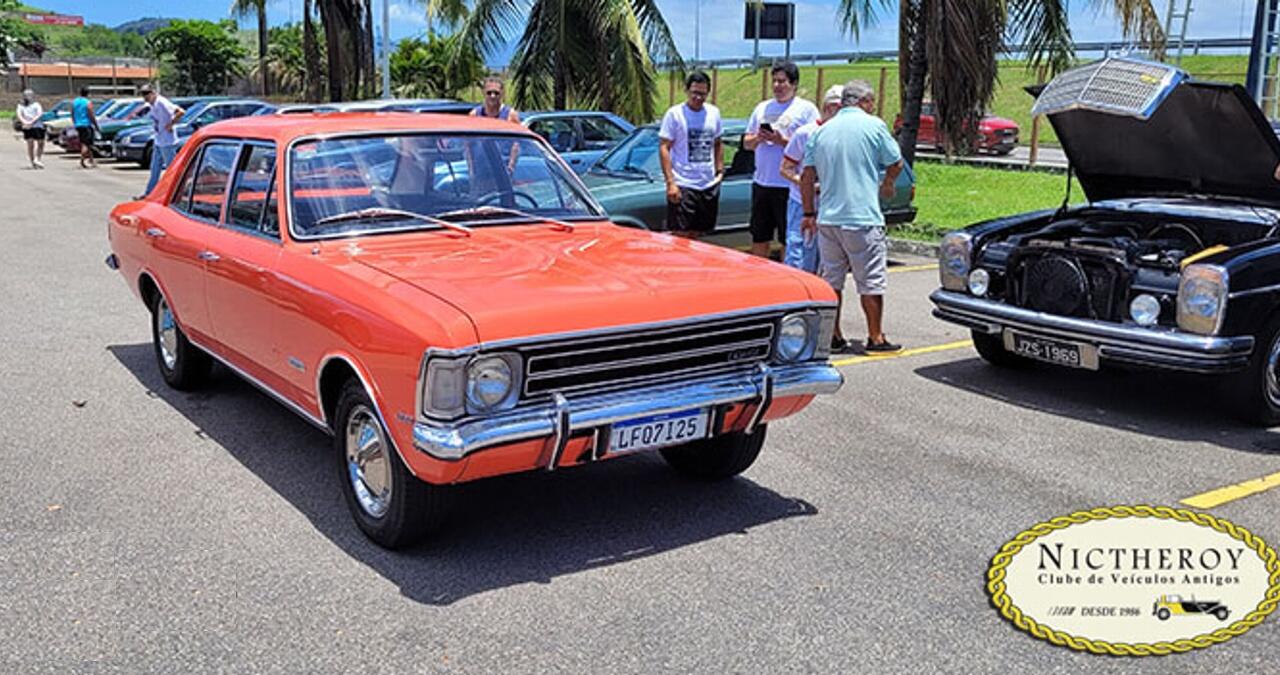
[841, 80, 875, 107]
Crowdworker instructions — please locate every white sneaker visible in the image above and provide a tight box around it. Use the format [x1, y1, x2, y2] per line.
[33, 160, 44, 169]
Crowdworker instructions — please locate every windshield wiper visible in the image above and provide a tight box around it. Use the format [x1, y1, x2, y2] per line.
[620, 164, 652, 180]
[313, 207, 473, 236]
[434, 205, 576, 232]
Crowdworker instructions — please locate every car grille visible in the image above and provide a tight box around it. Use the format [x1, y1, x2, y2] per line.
[519, 315, 777, 398]
[1009, 251, 1127, 321]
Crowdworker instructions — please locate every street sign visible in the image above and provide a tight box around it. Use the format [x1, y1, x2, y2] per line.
[743, 3, 794, 40]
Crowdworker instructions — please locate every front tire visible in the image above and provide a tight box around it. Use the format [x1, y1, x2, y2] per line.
[971, 329, 1028, 369]
[334, 379, 449, 549]
[660, 427, 766, 480]
[1156, 608, 1170, 621]
[1225, 314, 1280, 426]
[150, 291, 211, 390]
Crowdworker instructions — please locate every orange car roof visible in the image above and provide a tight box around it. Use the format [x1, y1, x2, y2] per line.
[192, 112, 532, 144]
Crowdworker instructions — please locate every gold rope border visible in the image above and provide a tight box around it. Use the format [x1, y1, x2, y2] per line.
[987, 505, 1280, 656]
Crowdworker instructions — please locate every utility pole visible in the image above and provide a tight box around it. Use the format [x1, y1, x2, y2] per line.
[382, 0, 391, 98]
[695, 0, 701, 63]
[753, 1, 761, 66]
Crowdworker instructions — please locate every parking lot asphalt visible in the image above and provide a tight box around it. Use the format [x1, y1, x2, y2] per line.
[2, 145, 1279, 673]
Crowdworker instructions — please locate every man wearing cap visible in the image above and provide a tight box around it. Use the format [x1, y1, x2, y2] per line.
[779, 84, 844, 273]
[140, 84, 186, 198]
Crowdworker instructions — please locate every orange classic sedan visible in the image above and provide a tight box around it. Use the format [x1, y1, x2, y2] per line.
[106, 112, 844, 548]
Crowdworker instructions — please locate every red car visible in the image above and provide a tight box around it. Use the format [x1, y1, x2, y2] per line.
[895, 102, 1019, 155]
[105, 112, 845, 548]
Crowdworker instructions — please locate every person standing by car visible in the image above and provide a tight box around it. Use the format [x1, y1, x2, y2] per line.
[16, 90, 45, 169]
[801, 80, 904, 354]
[471, 76, 521, 123]
[658, 71, 724, 239]
[744, 61, 819, 258]
[70, 87, 99, 169]
[139, 84, 186, 198]
[779, 84, 844, 272]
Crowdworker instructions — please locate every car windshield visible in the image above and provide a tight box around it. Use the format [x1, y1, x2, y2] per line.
[593, 127, 661, 178]
[104, 101, 140, 119]
[290, 132, 603, 238]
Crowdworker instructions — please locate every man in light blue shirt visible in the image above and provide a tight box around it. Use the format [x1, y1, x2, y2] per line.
[801, 80, 904, 354]
[140, 83, 186, 198]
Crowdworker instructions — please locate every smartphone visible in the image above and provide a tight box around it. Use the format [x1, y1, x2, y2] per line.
[759, 122, 774, 133]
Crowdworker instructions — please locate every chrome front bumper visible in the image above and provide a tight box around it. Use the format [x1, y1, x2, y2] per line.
[930, 290, 1254, 374]
[413, 362, 843, 462]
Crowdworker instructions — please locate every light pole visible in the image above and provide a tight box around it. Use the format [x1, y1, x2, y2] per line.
[382, 0, 391, 98]
[695, 0, 701, 62]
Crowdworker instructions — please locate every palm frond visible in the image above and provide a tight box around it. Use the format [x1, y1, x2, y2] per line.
[836, 0, 894, 39]
[925, 0, 1004, 153]
[1008, 0, 1074, 77]
[1089, 0, 1166, 58]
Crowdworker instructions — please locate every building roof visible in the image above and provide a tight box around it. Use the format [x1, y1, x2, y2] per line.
[17, 62, 157, 79]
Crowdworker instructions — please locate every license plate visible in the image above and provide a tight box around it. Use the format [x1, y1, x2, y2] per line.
[1003, 330, 1099, 370]
[610, 409, 709, 454]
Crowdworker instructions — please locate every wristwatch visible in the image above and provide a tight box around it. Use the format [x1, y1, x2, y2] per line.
[803, 211, 817, 218]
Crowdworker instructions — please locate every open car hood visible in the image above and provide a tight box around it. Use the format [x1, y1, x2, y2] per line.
[1034, 57, 1280, 207]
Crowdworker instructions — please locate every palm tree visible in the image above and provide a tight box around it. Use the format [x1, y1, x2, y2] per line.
[839, 0, 1166, 165]
[317, 0, 371, 101]
[303, 0, 324, 101]
[450, 0, 682, 122]
[230, 0, 270, 96]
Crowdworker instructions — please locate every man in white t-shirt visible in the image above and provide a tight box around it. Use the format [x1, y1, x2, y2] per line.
[744, 61, 819, 258]
[778, 84, 845, 273]
[140, 83, 186, 198]
[659, 71, 724, 239]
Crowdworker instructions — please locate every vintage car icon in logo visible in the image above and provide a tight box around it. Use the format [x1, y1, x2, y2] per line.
[1153, 595, 1230, 622]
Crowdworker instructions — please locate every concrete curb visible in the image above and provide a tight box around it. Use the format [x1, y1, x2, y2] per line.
[914, 153, 1068, 174]
[888, 237, 939, 260]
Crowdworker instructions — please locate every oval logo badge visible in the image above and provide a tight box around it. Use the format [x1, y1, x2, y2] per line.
[988, 506, 1280, 655]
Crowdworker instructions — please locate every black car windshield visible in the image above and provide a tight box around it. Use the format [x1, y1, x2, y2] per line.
[594, 127, 661, 177]
[290, 133, 602, 237]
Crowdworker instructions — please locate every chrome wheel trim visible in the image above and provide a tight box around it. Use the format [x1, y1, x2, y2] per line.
[156, 297, 178, 371]
[345, 404, 392, 519]
[1266, 333, 1280, 408]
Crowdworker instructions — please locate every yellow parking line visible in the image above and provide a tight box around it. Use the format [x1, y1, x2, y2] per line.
[1180, 470, 1280, 509]
[830, 339, 973, 367]
[890, 263, 939, 274]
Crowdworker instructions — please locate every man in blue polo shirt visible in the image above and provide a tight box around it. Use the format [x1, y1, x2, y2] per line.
[801, 80, 904, 354]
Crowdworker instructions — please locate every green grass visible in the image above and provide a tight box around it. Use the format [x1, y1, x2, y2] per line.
[658, 55, 1250, 148]
[889, 161, 1070, 242]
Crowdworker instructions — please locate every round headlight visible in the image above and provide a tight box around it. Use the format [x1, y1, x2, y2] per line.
[967, 269, 990, 297]
[466, 356, 514, 410]
[777, 315, 810, 362]
[1129, 294, 1161, 327]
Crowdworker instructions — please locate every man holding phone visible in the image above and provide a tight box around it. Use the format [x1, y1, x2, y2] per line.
[744, 61, 819, 258]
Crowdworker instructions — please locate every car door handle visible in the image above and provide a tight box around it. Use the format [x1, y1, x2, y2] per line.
[144, 227, 166, 238]
[197, 250, 221, 262]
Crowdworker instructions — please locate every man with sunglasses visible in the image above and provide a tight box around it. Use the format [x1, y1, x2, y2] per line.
[471, 76, 520, 124]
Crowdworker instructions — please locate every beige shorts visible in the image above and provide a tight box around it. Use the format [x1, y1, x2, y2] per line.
[817, 225, 888, 295]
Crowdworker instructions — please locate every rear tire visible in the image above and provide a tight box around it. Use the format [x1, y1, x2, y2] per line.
[334, 379, 449, 549]
[1225, 314, 1280, 426]
[660, 427, 766, 480]
[971, 329, 1028, 369]
[150, 291, 212, 390]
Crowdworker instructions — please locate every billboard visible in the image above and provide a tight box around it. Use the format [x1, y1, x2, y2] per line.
[24, 13, 85, 26]
[743, 3, 794, 40]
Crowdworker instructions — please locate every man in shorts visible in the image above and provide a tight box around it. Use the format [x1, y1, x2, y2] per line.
[70, 86, 99, 169]
[744, 61, 818, 257]
[658, 71, 723, 238]
[801, 80, 905, 354]
[779, 84, 845, 272]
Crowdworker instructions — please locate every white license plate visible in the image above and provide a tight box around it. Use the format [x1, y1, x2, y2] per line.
[1003, 330, 1099, 370]
[610, 409, 709, 454]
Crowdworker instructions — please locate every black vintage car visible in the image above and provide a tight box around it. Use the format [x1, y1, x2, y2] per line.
[930, 57, 1280, 425]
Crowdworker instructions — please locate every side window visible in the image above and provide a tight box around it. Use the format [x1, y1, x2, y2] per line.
[189, 142, 239, 222]
[170, 146, 203, 213]
[579, 117, 628, 148]
[227, 144, 278, 236]
[529, 118, 575, 153]
[724, 133, 753, 177]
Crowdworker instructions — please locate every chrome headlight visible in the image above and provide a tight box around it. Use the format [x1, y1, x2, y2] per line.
[940, 232, 973, 291]
[465, 353, 522, 413]
[1177, 264, 1228, 336]
[967, 268, 990, 297]
[776, 314, 813, 362]
[1129, 294, 1161, 327]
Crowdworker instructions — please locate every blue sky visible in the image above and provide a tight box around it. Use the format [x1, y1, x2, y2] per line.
[33, 0, 1261, 65]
